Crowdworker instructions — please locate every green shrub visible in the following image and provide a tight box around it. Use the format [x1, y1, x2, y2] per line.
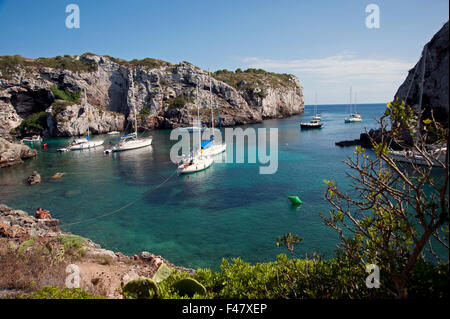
[122, 278, 159, 299]
[139, 107, 150, 116]
[50, 85, 81, 102]
[16, 286, 103, 299]
[10, 112, 48, 135]
[0, 55, 97, 78]
[172, 278, 207, 297]
[50, 235, 87, 260]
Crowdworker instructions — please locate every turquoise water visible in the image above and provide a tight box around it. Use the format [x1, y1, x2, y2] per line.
[1, 104, 388, 269]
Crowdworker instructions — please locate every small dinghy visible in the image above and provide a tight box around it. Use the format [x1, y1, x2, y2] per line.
[22, 135, 42, 143]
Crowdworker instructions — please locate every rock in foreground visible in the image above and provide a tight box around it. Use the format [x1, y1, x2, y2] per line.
[0, 137, 37, 168]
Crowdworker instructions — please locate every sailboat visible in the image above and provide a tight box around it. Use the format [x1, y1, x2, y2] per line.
[345, 87, 362, 123]
[199, 73, 226, 157]
[177, 84, 213, 174]
[312, 93, 321, 121]
[109, 81, 152, 152]
[300, 93, 323, 129]
[58, 90, 104, 152]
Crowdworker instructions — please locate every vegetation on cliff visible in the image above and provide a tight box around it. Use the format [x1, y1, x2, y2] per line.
[0, 55, 97, 79]
[213, 68, 298, 91]
[10, 111, 48, 135]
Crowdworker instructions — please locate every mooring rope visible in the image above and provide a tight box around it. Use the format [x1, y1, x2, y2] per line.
[60, 169, 178, 227]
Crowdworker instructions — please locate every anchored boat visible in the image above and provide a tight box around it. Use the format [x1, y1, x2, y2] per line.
[109, 81, 152, 153]
[58, 90, 104, 152]
[300, 119, 323, 129]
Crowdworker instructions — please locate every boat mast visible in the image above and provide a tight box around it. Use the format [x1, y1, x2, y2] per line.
[314, 92, 318, 116]
[354, 92, 357, 114]
[85, 89, 90, 139]
[209, 70, 214, 132]
[349, 86, 352, 115]
[132, 80, 138, 139]
[197, 82, 201, 155]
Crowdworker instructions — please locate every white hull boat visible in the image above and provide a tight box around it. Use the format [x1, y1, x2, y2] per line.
[111, 137, 152, 152]
[177, 155, 213, 174]
[390, 147, 447, 167]
[344, 114, 362, 123]
[58, 138, 104, 152]
[202, 143, 226, 157]
[107, 131, 120, 135]
[22, 135, 42, 143]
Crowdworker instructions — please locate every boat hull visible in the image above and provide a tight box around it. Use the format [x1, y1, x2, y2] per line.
[177, 156, 213, 174]
[69, 140, 104, 150]
[300, 123, 323, 129]
[202, 143, 226, 157]
[390, 150, 446, 167]
[112, 138, 152, 152]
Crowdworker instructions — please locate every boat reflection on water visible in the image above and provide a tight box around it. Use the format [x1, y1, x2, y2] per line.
[111, 145, 154, 161]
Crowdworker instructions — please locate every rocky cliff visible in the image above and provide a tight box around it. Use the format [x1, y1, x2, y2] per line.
[0, 54, 304, 137]
[394, 21, 449, 124]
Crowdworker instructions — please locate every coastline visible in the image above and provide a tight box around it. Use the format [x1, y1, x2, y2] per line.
[0, 204, 194, 298]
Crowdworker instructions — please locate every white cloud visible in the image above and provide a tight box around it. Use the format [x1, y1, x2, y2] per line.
[242, 53, 415, 104]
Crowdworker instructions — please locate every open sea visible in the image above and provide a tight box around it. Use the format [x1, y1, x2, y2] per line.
[3, 103, 436, 270]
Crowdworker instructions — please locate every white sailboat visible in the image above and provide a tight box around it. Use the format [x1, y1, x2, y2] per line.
[200, 73, 226, 157]
[345, 87, 362, 123]
[312, 93, 321, 121]
[390, 146, 447, 166]
[58, 90, 104, 152]
[110, 82, 152, 152]
[177, 84, 213, 174]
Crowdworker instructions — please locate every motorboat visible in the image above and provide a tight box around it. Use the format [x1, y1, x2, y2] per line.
[22, 135, 42, 143]
[300, 119, 323, 129]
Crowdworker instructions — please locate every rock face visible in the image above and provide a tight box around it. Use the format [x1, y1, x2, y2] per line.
[0, 55, 304, 137]
[0, 204, 60, 238]
[394, 22, 449, 124]
[0, 137, 37, 168]
[26, 171, 41, 185]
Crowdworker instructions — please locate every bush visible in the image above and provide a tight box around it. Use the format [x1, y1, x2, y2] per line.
[10, 112, 48, 135]
[139, 107, 150, 116]
[0, 55, 97, 78]
[16, 286, 103, 299]
[50, 85, 81, 102]
[122, 278, 159, 299]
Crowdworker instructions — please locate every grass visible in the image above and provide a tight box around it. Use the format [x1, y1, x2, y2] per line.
[0, 55, 97, 79]
[50, 85, 81, 102]
[87, 53, 173, 69]
[212, 68, 298, 92]
[15, 286, 104, 299]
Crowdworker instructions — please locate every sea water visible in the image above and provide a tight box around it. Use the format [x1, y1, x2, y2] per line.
[3, 103, 441, 270]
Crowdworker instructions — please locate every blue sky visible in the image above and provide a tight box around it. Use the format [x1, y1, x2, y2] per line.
[0, 0, 448, 104]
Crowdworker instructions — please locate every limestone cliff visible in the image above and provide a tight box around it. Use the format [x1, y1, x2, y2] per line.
[394, 21, 449, 124]
[0, 54, 304, 137]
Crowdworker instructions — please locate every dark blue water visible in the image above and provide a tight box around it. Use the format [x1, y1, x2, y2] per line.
[0, 104, 393, 269]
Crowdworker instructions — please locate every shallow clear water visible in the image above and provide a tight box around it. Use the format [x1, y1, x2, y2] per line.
[1, 103, 406, 269]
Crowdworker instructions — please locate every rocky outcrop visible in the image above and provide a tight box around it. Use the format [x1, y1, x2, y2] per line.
[26, 171, 41, 185]
[0, 137, 37, 168]
[0, 55, 304, 137]
[394, 21, 449, 124]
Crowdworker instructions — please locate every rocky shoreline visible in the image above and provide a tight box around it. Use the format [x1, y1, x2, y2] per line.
[0, 137, 37, 168]
[0, 54, 304, 138]
[0, 204, 194, 298]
